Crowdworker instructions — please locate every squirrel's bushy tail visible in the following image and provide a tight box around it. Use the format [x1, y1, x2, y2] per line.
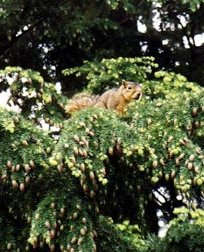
[65, 94, 99, 114]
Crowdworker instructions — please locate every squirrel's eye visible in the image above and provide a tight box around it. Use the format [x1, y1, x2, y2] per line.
[128, 86, 132, 90]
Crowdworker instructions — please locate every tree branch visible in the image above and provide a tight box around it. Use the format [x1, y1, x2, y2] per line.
[0, 18, 45, 60]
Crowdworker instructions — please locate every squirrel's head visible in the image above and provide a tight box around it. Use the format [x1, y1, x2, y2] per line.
[121, 80, 142, 101]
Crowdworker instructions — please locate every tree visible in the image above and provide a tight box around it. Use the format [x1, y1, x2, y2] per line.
[1, 0, 204, 88]
[0, 56, 203, 251]
[0, 0, 204, 251]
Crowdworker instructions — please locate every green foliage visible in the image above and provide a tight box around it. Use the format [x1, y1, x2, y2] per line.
[147, 208, 204, 252]
[2, 0, 204, 86]
[128, 73, 204, 190]
[0, 107, 53, 251]
[116, 220, 147, 251]
[29, 191, 96, 251]
[0, 57, 203, 251]
[63, 58, 204, 197]
[0, 66, 68, 124]
[95, 216, 143, 252]
[63, 56, 158, 94]
[0, 107, 53, 184]
[1, 0, 204, 250]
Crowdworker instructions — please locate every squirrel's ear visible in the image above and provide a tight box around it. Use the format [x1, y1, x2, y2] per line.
[121, 80, 127, 87]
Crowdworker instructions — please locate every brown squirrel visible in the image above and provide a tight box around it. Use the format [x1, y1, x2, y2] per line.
[66, 80, 142, 115]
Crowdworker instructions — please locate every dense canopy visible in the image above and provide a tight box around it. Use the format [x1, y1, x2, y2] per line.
[0, 1, 203, 251]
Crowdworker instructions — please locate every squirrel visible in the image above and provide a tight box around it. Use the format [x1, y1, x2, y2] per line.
[66, 80, 142, 115]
